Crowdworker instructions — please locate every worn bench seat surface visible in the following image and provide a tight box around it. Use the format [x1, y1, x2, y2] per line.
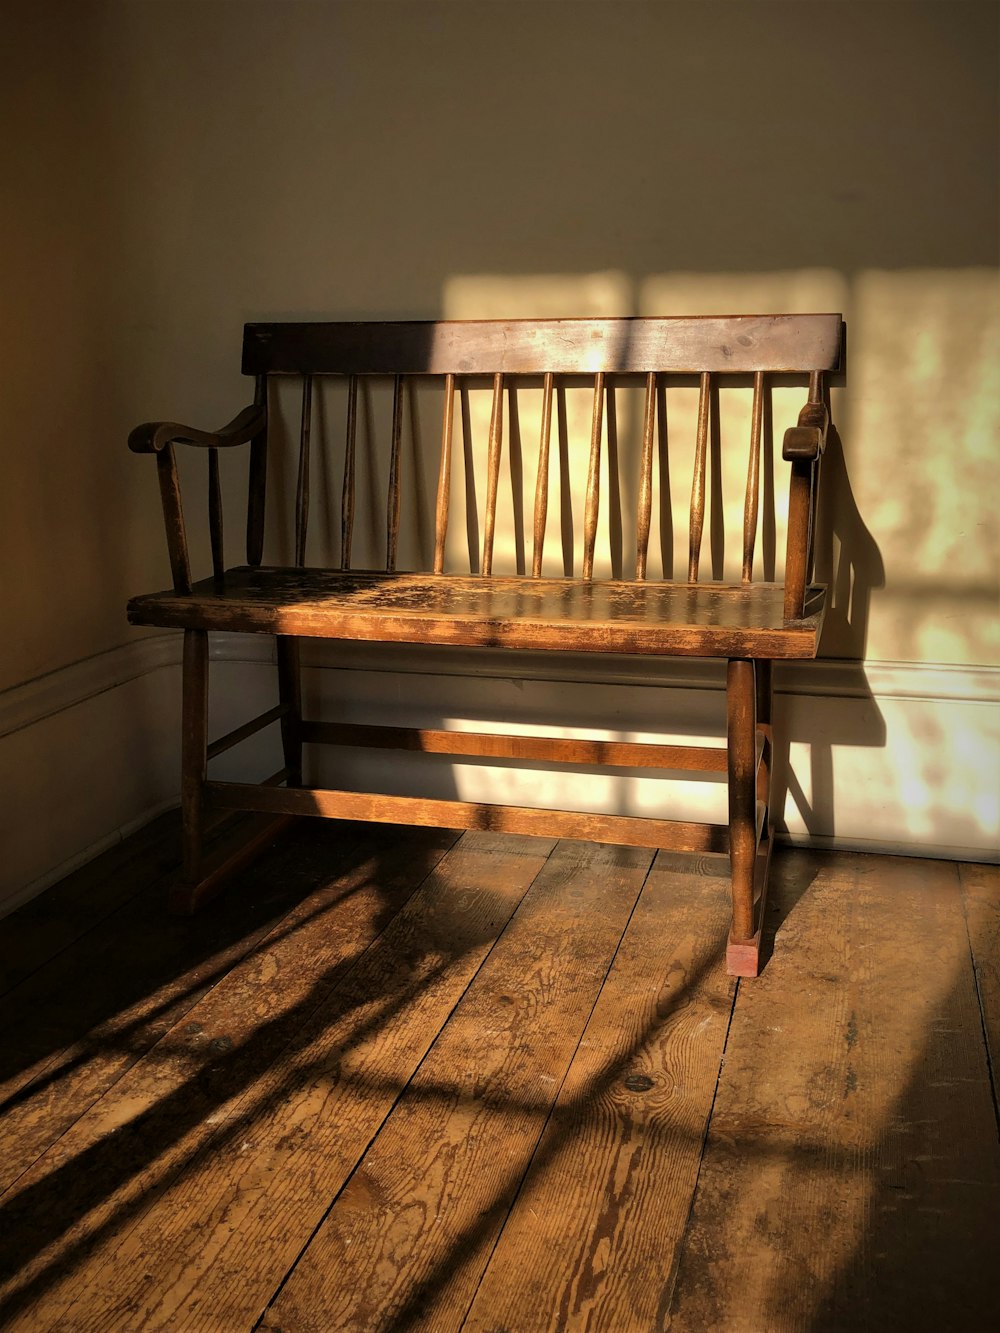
[128, 567, 825, 658]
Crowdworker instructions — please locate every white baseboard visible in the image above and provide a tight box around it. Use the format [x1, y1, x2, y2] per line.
[1, 631, 996, 916]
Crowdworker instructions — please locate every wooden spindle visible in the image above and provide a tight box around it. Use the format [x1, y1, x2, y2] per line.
[386, 374, 403, 572]
[531, 372, 554, 578]
[208, 447, 224, 579]
[246, 373, 267, 566]
[433, 374, 456, 574]
[157, 443, 192, 593]
[688, 372, 710, 582]
[582, 373, 605, 581]
[808, 369, 823, 403]
[481, 371, 504, 577]
[294, 374, 313, 567]
[742, 371, 764, 583]
[635, 371, 656, 580]
[340, 374, 358, 570]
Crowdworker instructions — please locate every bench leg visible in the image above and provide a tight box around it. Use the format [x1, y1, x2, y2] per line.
[277, 635, 303, 786]
[171, 628, 294, 914]
[726, 658, 767, 977]
[177, 628, 209, 907]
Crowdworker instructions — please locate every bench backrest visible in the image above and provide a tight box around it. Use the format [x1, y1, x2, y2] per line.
[236, 315, 842, 614]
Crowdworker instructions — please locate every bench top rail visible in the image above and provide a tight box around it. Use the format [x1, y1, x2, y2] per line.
[243, 315, 843, 377]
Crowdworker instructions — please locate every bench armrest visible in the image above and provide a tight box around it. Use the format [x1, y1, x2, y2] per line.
[782, 401, 828, 462]
[128, 404, 266, 454]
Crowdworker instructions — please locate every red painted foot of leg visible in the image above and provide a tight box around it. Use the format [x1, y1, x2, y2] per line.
[726, 929, 762, 977]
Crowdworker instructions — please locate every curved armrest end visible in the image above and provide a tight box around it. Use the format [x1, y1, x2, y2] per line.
[782, 402, 829, 462]
[782, 425, 825, 461]
[128, 404, 266, 454]
[129, 421, 175, 453]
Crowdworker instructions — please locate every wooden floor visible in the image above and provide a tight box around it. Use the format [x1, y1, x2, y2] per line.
[0, 817, 997, 1332]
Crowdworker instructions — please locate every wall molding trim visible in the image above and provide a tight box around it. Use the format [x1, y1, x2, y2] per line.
[0, 634, 178, 741]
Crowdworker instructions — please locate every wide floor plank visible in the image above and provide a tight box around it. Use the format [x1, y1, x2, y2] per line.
[462, 857, 735, 1332]
[664, 852, 1000, 1332]
[262, 840, 654, 1333]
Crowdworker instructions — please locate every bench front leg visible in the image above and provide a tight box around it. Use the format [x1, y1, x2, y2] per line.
[727, 658, 761, 975]
[180, 628, 209, 899]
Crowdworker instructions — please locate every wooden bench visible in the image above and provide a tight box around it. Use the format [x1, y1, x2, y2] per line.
[128, 315, 842, 975]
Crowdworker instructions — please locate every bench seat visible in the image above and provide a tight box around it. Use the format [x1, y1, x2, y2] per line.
[129, 568, 826, 658]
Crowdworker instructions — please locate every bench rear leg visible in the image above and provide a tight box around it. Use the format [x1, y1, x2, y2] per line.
[726, 658, 770, 977]
[277, 635, 303, 786]
[756, 658, 773, 804]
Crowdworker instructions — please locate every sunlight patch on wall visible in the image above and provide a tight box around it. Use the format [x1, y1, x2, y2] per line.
[438, 271, 821, 582]
[439, 266, 998, 667]
[639, 269, 848, 317]
[442, 271, 633, 320]
[849, 267, 999, 664]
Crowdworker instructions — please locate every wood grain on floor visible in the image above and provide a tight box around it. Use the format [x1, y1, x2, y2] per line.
[0, 820, 996, 1332]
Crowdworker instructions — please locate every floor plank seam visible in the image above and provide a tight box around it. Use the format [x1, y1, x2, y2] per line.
[959, 873, 1000, 1143]
[971, 964, 1000, 1142]
[658, 973, 740, 1319]
[251, 831, 563, 1332]
[453, 848, 658, 1331]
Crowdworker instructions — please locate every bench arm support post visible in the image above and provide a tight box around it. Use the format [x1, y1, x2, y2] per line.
[129, 401, 268, 592]
[128, 404, 266, 455]
[782, 396, 828, 620]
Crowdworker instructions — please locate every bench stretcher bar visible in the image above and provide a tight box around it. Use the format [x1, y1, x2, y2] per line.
[296, 720, 766, 774]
